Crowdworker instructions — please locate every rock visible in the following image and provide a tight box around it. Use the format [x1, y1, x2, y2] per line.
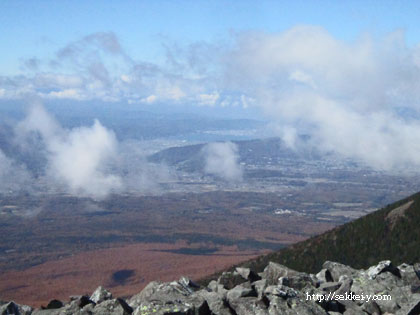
[0, 302, 19, 315]
[375, 293, 400, 314]
[323, 261, 358, 282]
[228, 297, 269, 315]
[77, 295, 95, 308]
[262, 262, 299, 285]
[207, 280, 218, 292]
[351, 269, 411, 313]
[371, 273, 411, 311]
[395, 295, 420, 315]
[0, 301, 32, 315]
[235, 267, 261, 283]
[90, 286, 112, 304]
[129, 277, 208, 314]
[207, 280, 227, 297]
[132, 298, 210, 315]
[350, 274, 378, 301]
[399, 263, 420, 286]
[366, 260, 400, 279]
[338, 300, 362, 314]
[218, 271, 247, 290]
[324, 300, 345, 313]
[414, 263, 420, 279]
[33, 301, 75, 315]
[129, 281, 161, 306]
[179, 276, 200, 290]
[197, 290, 232, 315]
[21, 304, 34, 315]
[316, 269, 333, 283]
[342, 309, 364, 315]
[267, 292, 327, 315]
[32, 310, 62, 315]
[318, 282, 341, 293]
[93, 298, 132, 315]
[279, 273, 317, 290]
[81, 303, 95, 313]
[65, 299, 89, 314]
[226, 284, 256, 302]
[45, 300, 63, 309]
[361, 300, 381, 315]
[334, 278, 352, 296]
[252, 279, 267, 299]
[412, 284, 420, 293]
[264, 285, 298, 299]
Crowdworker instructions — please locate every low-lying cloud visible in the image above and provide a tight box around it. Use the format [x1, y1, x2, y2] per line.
[203, 142, 243, 182]
[2, 104, 172, 198]
[0, 149, 34, 194]
[16, 104, 122, 197]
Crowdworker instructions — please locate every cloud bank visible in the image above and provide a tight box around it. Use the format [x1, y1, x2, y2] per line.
[223, 26, 420, 171]
[0, 32, 219, 106]
[203, 142, 243, 182]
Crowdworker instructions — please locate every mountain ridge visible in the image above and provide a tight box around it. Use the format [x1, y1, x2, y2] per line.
[203, 190, 420, 280]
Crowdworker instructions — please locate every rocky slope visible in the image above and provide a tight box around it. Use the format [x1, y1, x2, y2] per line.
[2, 259, 420, 314]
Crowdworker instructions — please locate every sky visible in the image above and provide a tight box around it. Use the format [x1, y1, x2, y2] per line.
[2, 0, 420, 186]
[1, 0, 420, 104]
[1, 1, 420, 75]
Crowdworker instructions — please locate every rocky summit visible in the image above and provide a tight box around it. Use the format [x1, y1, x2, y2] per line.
[2, 260, 420, 315]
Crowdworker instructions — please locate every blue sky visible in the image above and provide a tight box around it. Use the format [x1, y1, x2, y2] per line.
[1, 0, 420, 75]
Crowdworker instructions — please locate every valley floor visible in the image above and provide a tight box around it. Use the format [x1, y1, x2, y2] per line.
[0, 241, 264, 307]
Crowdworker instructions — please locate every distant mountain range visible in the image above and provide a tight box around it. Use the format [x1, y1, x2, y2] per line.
[148, 137, 323, 173]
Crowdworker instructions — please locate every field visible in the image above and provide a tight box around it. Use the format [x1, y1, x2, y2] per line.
[0, 242, 266, 307]
[0, 191, 335, 306]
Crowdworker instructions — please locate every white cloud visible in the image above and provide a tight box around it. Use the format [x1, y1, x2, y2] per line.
[222, 26, 420, 171]
[156, 84, 186, 101]
[197, 92, 219, 106]
[202, 142, 243, 182]
[12, 104, 172, 198]
[17, 104, 121, 197]
[142, 94, 157, 104]
[288, 70, 316, 88]
[281, 126, 298, 149]
[17, 103, 63, 141]
[45, 88, 85, 100]
[48, 119, 122, 198]
[34, 73, 84, 89]
[0, 31, 222, 106]
[120, 74, 131, 83]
